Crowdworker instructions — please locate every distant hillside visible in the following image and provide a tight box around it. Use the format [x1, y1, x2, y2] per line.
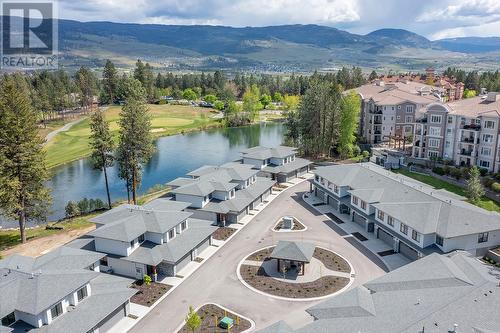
[21, 18, 498, 71]
[434, 37, 500, 53]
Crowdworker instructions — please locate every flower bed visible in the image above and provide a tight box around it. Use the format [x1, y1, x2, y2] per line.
[313, 248, 351, 273]
[179, 304, 251, 333]
[212, 227, 237, 241]
[130, 281, 172, 307]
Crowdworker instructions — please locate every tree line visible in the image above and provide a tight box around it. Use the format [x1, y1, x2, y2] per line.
[442, 67, 500, 93]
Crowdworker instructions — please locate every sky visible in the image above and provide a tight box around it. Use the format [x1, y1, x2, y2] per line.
[57, 0, 500, 40]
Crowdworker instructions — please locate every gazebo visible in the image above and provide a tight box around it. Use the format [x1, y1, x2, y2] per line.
[270, 240, 315, 276]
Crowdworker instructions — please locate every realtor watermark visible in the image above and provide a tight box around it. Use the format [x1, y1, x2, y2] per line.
[1, 0, 58, 70]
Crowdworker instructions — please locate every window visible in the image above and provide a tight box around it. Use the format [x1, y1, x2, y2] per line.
[428, 138, 440, 148]
[400, 223, 408, 235]
[352, 196, 358, 205]
[334, 185, 339, 194]
[430, 115, 442, 123]
[484, 120, 495, 129]
[480, 147, 491, 156]
[77, 287, 88, 301]
[181, 221, 187, 231]
[396, 115, 401, 120]
[138, 234, 145, 243]
[447, 116, 453, 124]
[377, 210, 384, 221]
[130, 240, 135, 248]
[479, 160, 490, 168]
[436, 235, 444, 246]
[446, 128, 452, 134]
[50, 303, 63, 319]
[428, 151, 439, 158]
[405, 126, 412, 133]
[360, 201, 367, 210]
[445, 141, 451, 148]
[387, 216, 394, 227]
[405, 116, 413, 123]
[478, 232, 489, 243]
[262, 160, 265, 165]
[482, 134, 493, 143]
[169, 229, 175, 239]
[429, 127, 441, 136]
[412, 230, 421, 242]
[406, 105, 414, 113]
[1, 312, 15, 326]
[100, 257, 108, 266]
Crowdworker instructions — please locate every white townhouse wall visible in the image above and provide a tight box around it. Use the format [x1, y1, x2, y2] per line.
[212, 189, 235, 201]
[145, 231, 163, 244]
[350, 196, 373, 215]
[437, 229, 500, 254]
[94, 237, 133, 257]
[175, 194, 207, 208]
[107, 257, 146, 279]
[374, 208, 428, 249]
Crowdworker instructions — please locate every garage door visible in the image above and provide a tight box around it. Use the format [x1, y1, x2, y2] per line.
[98, 304, 126, 333]
[196, 238, 210, 255]
[277, 173, 287, 183]
[352, 211, 366, 228]
[377, 228, 394, 247]
[328, 196, 339, 210]
[399, 242, 419, 261]
[176, 253, 192, 273]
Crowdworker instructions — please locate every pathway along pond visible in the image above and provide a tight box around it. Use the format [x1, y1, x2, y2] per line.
[1, 122, 284, 228]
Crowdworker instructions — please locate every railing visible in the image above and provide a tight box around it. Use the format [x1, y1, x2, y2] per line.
[462, 124, 481, 131]
[459, 150, 473, 156]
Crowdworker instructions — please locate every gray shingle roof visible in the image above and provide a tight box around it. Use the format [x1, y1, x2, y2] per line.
[262, 158, 312, 175]
[143, 198, 191, 211]
[270, 241, 315, 263]
[241, 145, 297, 160]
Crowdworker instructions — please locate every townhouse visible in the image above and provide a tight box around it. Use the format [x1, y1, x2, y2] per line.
[257, 251, 500, 333]
[240, 146, 312, 183]
[168, 162, 276, 225]
[83, 198, 217, 280]
[0, 247, 135, 333]
[354, 80, 442, 144]
[310, 163, 500, 260]
[412, 92, 500, 172]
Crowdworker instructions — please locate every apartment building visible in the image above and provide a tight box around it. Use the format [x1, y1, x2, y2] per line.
[84, 198, 217, 279]
[354, 80, 442, 144]
[168, 162, 275, 225]
[240, 146, 312, 183]
[0, 247, 135, 333]
[310, 163, 500, 260]
[412, 92, 500, 172]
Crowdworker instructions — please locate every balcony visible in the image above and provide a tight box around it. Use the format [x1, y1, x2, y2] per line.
[460, 137, 477, 144]
[459, 149, 473, 156]
[374, 130, 381, 135]
[462, 124, 481, 131]
[373, 117, 382, 125]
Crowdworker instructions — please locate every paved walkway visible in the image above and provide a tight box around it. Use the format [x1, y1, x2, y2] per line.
[44, 117, 86, 144]
[129, 180, 386, 332]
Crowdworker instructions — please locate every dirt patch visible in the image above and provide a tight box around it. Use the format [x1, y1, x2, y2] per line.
[247, 247, 274, 261]
[130, 281, 172, 307]
[179, 304, 251, 333]
[313, 248, 351, 273]
[212, 227, 237, 241]
[240, 265, 349, 299]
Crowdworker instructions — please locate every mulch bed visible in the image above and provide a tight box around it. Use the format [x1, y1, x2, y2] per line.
[240, 265, 349, 299]
[274, 219, 305, 231]
[325, 212, 344, 224]
[351, 232, 368, 242]
[130, 281, 172, 307]
[313, 248, 351, 273]
[212, 227, 237, 241]
[378, 250, 396, 257]
[178, 304, 251, 333]
[247, 247, 274, 261]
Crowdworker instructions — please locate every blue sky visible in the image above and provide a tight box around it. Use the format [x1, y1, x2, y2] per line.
[58, 0, 500, 40]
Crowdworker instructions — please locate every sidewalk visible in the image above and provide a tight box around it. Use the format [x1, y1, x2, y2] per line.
[303, 193, 410, 271]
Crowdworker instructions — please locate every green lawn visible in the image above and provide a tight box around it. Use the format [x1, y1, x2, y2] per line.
[44, 104, 221, 169]
[393, 168, 500, 213]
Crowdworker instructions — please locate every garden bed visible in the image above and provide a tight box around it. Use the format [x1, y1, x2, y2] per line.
[212, 227, 237, 241]
[179, 304, 251, 333]
[313, 248, 351, 273]
[130, 281, 172, 307]
[240, 265, 349, 299]
[247, 247, 274, 261]
[273, 217, 306, 231]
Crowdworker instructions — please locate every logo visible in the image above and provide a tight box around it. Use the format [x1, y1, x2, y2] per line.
[1, 0, 58, 69]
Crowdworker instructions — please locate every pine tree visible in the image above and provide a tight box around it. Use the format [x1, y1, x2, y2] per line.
[102, 59, 118, 104]
[0, 74, 51, 243]
[89, 109, 115, 209]
[466, 166, 485, 203]
[117, 78, 154, 204]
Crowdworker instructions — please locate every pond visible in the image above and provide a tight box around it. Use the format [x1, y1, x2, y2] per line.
[1, 122, 284, 227]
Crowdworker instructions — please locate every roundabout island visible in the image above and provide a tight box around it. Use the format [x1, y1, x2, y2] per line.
[238, 240, 354, 301]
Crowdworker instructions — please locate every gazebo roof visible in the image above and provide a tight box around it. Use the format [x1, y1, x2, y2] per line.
[270, 241, 315, 263]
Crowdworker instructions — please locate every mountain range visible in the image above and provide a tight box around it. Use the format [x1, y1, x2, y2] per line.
[33, 18, 500, 71]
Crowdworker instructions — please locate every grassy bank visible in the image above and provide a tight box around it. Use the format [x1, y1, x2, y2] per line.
[393, 168, 500, 213]
[44, 104, 221, 169]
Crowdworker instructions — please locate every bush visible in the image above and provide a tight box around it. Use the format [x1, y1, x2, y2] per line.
[479, 168, 488, 177]
[143, 274, 152, 285]
[77, 198, 90, 215]
[443, 165, 451, 175]
[65, 201, 80, 218]
[213, 100, 225, 111]
[432, 167, 445, 175]
[491, 182, 500, 193]
[450, 168, 462, 180]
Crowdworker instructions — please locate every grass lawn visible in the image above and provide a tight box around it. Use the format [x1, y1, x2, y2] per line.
[0, 215, 94, 253]
[393, 168, 500, 213]
[44, 104, 221, 169]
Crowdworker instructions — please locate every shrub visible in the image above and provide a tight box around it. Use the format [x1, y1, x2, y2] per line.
[65, 201, 80, 218]
[450, 168, 462, 180]
[213, 100, 225, 110]
[491, 182, 500, 193]
[143, 274, 152, 286]
[77, 198, 90, 215]
[443, 165, 451, 175]
[479, 168, 488, 177]
[432, 167, 445, 175]
[483, 177, 495, 188]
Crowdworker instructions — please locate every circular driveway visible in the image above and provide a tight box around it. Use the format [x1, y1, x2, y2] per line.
[130, 181, 386, 332]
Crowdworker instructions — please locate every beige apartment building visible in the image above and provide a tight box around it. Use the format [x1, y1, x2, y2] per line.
[412, 92, 500, 172]
[354, 80, 442, 144]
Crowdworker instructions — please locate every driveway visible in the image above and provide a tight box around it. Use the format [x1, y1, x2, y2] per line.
[129, 181, 386, 332]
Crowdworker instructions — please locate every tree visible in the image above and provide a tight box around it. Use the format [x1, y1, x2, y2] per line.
[273, 92, 283, 103]
[75, 67, 98, 112]
[204, 94, 217, 104]
[89, 109, 115, 209]
[466, 166, 485, 203]
[213, 100, 224, 110]
[242, 84, 262, 121]
[117, 78, 155, 204]
[0, 75, 51, 243]
[463, 89, 476, 98]
[77, 198, 90, 214]
[260, 94, 272, 109]
[282, 95, 300, 112]
[65, 201, 80, 218]
[182, 88, 198, 101]
[337, 91, 361, 158]
[102, 60, 118, 104]
[185, 306, 201, 333]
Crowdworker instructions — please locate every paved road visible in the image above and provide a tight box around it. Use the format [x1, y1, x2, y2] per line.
[129, 181, 386, 332]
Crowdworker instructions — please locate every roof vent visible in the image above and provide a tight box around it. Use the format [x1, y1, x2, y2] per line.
[452, 323, 458, 332]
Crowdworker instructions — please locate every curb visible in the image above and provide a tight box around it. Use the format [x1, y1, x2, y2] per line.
[236, 246, 355, 302]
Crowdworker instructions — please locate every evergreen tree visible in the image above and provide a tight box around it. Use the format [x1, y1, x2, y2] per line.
[117, 78, 154, 204]
[466, 167, 485, 203]
[369, 70, 378, 81]
[89, 109, 115, 209]
[0, 74, 51, 243]
[338, 91, 361, 158]
[75, 67, 98, 112]
[102, 59, 118, 104]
